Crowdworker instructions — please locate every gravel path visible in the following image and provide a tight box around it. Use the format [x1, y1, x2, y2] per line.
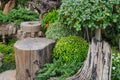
[0, 70, 16, 80]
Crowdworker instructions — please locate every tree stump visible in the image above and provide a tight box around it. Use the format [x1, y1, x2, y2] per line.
[14, 38, 55, 80]
[65, 38, 112, 80]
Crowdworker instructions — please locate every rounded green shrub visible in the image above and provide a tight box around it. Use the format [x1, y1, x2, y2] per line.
[45, 21, 78, 40]
[53, 36, 88, 62]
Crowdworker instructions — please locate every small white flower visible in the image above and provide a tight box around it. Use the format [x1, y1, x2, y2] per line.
[112, 67, 116, 70]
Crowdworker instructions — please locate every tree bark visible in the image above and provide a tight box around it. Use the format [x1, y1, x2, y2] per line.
[64, 38, 112, 80]
[95, 28, 101, 41]
[0, 0, 9, 10]
[14, 38, 55, 80]
[29, 0, 61, 20]
[3, 0, 16, 14]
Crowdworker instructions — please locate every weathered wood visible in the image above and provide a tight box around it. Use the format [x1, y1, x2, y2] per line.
[14, 38, 55, 80]
[95, 28, 101, 41]
[3, 0, 16, 14]
[29, 0, 61, 20]
[64, 38, 112, 80]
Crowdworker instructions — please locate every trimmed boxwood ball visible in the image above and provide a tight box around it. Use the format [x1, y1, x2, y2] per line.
[53, 36, 88, 63]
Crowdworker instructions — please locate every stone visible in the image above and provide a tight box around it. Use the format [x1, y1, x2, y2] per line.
[0, 70, 16, 80]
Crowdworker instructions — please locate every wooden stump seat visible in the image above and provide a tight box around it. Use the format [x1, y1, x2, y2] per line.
[14, 38, 55, 80]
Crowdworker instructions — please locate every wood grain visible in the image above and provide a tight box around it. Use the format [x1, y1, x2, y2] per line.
[14, 38, 55, 80]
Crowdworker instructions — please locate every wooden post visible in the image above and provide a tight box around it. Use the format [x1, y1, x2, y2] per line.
[14, 38, 55, 80]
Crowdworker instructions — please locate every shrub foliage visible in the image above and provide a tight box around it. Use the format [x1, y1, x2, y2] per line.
[0, 8, 39, 25]
[112, 48, 120, 80]
[42, 10, 58, 27]
[53, 36, 88, 62]
[0, 39, 16, 72]
[45, 21, 78, 40]
[59, 0, 120, 31]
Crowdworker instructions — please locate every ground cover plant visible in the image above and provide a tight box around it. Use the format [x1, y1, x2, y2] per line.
[112, 47, 120, 80]
[0, 7, 39, 25]
[0, 39, 16, 72]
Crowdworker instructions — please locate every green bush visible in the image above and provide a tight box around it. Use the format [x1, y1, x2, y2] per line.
[0, 39, 16, 72]
[16, 0, 28, 8]
[45, 21, 78, 40]
[59, 0, 120, 31]
[36, 36, 88, 80]
[53, 36, 88, 62]
[112, 48, 120, 80]
[7, 8, 39, 25]
[0, 8, 39, 25]
[0, 11, 7, 22]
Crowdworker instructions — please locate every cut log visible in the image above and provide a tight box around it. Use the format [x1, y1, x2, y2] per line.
[14, 38, 55, 80]
[65, 38, 112, 80]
